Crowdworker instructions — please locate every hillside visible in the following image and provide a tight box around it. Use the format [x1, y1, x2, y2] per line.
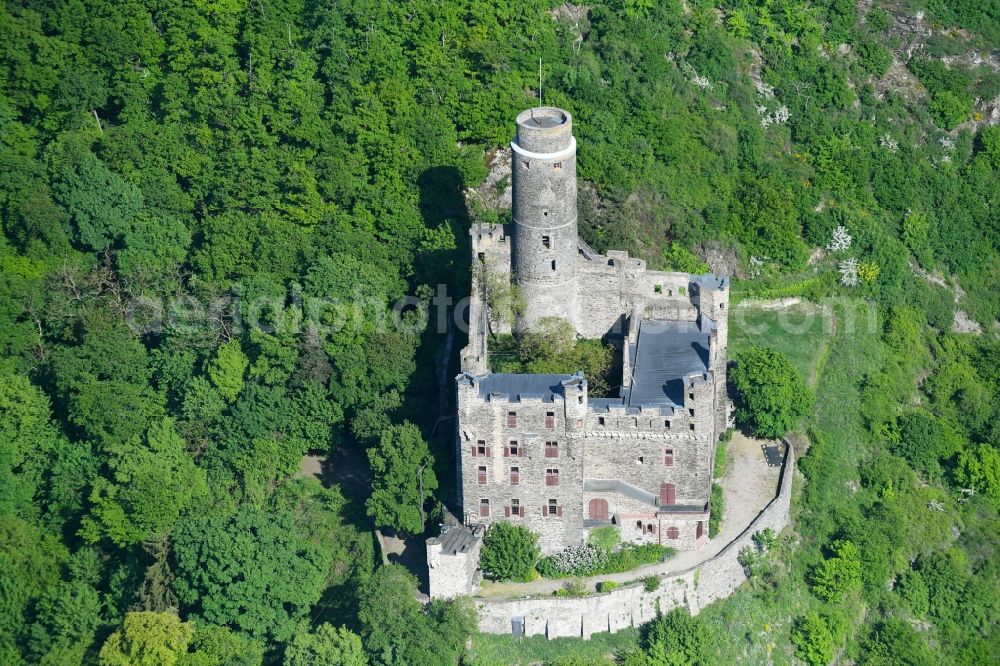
[0, 1, 997, 664]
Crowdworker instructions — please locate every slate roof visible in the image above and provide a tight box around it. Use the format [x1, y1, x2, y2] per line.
[477, 373, 574, 402]
[626, 320, 710, 408]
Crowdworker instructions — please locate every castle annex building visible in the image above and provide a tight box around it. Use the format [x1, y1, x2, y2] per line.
[451, 106, 729, 564]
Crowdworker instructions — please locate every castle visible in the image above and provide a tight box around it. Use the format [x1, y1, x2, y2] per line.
[429, 106, 729, 597]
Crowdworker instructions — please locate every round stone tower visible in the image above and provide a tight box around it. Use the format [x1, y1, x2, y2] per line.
[511, 106, 579, 334]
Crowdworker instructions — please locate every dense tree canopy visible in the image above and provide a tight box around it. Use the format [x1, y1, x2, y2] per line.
[0, 0, 997, 662]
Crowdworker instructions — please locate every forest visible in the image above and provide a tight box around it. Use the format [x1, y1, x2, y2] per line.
[0, 0, 997, 664]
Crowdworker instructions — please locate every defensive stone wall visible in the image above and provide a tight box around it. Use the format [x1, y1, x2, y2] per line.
[475, 442, 794, 638]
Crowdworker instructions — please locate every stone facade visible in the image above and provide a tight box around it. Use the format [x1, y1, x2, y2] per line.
[427, 521, 484, 600]
[475, 442, 794, 638]
[437, 105, 731, 596]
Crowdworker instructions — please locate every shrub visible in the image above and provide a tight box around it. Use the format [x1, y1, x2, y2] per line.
[730, 347, 812, 438]
[791, 611, 835, 666]
[553, 579, 588, 597]
[752, 528, 777, 552]
[536, 543, 673, 579]
[597, 581, 619, 593]
[930, 91, 971, 129]
[810, 539, 863, 601]
[709, 483, 724, 537]
[587, 526, 620, 553]
[479, 522, 540, 582]
[643, 576, 660, 592]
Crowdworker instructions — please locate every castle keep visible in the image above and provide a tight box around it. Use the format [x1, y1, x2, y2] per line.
[439, 106, 729, 584]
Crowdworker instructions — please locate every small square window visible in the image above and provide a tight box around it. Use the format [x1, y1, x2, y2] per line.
[551, 260, 556, 270]
[547, 498, 559, 516]
[553, 161, 562, 170]
[689, 392, 695, 400]
[664, 420, 671, 429]
[598, 416, 606, 426]
[654, 284, 662, 294]
[508, 440, 520, 456]
[477, 466, 487, 484]
[689, 408, 695, 417]
[522, 160, 529, 169]
[689, 423, 695, 431]
[480, 498, 490, 517]
[637, 456, 644, 464]
[542, 235, 551, 249]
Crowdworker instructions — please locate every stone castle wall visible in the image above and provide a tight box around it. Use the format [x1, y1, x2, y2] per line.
[474, 443, 794, 638]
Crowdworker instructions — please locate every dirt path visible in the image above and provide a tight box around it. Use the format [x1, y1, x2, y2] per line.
[478, 433, 781, 599]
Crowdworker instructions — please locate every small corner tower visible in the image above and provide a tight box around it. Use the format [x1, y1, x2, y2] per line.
[511, 107, 578, 334]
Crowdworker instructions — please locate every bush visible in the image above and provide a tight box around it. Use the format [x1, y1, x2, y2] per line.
[479, 522, 540, 582]
[587, 526, 620, 553]
[553, 579, 588, 597]
[643, 576, 660, 592]
[791, 612, 836, 666]
[930, 91, 971, 129]
[597, 581, 619, 593]
[709, 483, 724, 537]
[810, 540, 863, 601]
[752, 528, 777, 551]
[537, 543, 673, 579]
[731, 347, 813, 438]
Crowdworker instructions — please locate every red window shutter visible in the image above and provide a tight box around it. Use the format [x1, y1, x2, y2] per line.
[556, 506, 563, 517]
[664, 449, 674, 467]
[510, 471, 519, 485]
[660, 483, 676, 506]
[471, 444, 477, 457]
[505, 506, 511, 517]
[503, 446, 509, 457]
[542, 504, 548, 517]
[518, 447, 526, 457]
[485, 446, 492, 457]
[519, 506, 525, 517]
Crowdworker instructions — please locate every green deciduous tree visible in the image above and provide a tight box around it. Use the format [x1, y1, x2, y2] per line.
[98, 611, 194, 666]
[730, 347, 812, 438]
[358, 564, 474, 666]
[206, 341, 248, 403]
[791, 611, 835, 666]
[479, 522, 540, 582]
[810, 539, 863, 601]
[172, 507, 330, 642]
[54, 154, 144, 251]
[284, 623, 366, 666]
[366, 423, 437, 535]
[80, 418, 207, 547]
